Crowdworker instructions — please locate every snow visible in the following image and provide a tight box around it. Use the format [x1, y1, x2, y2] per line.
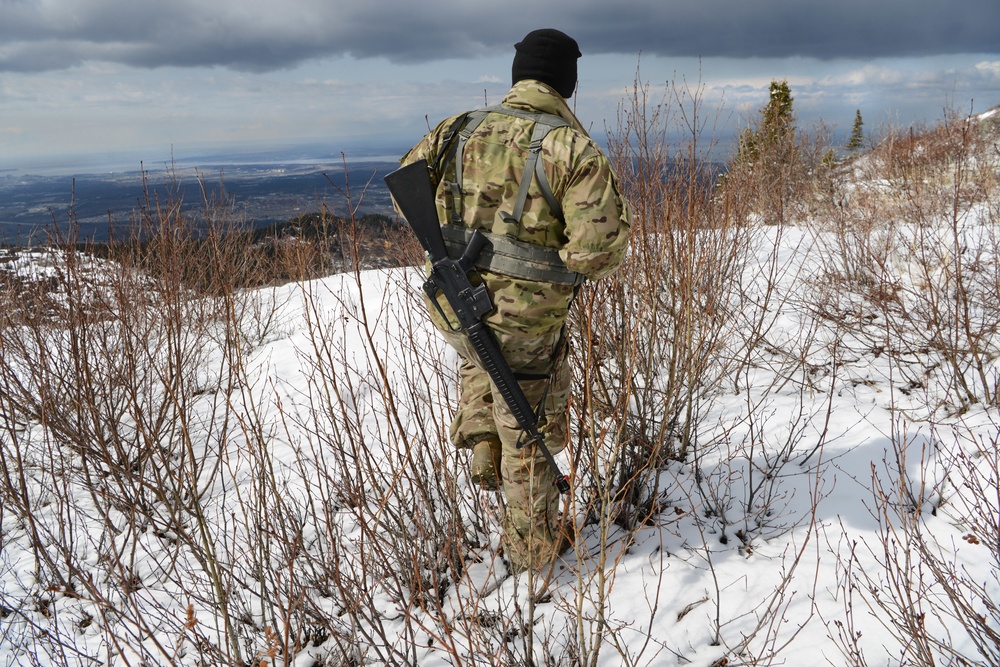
[1, 216, 998, 666]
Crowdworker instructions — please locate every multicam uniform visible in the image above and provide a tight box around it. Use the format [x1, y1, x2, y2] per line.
[402, 79, 631, 571]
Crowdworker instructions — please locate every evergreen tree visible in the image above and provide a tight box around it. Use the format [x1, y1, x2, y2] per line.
[762, 80, 795, 141]
[737, 80, 796, 163]
[847, 109, 864, 151]
[732, 80, 800, 225]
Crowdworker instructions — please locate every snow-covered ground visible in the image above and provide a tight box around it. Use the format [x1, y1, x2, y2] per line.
[1, 199, 998, 666]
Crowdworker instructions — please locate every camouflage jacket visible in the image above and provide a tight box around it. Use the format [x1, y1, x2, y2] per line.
[402, 80, 631, 338]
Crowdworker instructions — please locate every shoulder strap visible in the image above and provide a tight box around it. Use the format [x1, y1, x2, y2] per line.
[447, 109, 492, 223]
[501, 112, 569, 228]
[439, 105, 570, 229]
[433, 112, 471, 177]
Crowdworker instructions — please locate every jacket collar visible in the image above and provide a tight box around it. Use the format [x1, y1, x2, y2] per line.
[502, 80, 588, 135]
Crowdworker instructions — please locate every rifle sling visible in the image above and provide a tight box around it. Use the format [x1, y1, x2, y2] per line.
[440, 225, 584, 287]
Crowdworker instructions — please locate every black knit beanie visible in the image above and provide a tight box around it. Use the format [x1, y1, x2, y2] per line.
[511, 29, 581, 98]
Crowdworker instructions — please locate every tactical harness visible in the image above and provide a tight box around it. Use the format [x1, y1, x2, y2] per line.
[435, 105, 585, 287]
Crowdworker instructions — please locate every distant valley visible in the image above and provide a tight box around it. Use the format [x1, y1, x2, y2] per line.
[0, 154, 402, 245]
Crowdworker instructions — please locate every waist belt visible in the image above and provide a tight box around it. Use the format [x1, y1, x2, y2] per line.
[441, 225, 585, 286]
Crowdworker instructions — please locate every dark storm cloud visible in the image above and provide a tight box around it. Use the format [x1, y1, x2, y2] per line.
[1, 0, 998, 73]
[588, 0, 1000, 61]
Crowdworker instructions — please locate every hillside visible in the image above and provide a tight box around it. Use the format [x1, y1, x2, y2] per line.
[1, 95, 999, 667]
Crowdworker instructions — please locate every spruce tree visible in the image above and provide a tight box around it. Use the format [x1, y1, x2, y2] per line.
[847, 109, 864, 151]
[737, 80, 795, 163]
[732, 80, 799, 225]
[762, 80, 795, 140]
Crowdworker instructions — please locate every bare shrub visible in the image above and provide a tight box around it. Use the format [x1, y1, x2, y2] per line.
[828, 415, 1000, 666]
[815, 108, 1000, 666]
[561, 72, 828, 666]
[0, 175, 286, 665]
[812, 111, 1000, 411]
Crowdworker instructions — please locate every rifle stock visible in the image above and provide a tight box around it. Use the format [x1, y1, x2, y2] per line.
[385, 160, 570, 494]
[383, 159, 449, 262]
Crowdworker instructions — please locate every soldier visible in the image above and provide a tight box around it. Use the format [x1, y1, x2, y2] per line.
[401, 28, 631, 573]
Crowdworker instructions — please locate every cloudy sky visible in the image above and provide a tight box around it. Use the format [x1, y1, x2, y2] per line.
[2, 0, 999, 171]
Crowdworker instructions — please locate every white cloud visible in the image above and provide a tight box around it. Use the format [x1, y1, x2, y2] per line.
[822, 64, 906, 88]
[974, 61, 1000, 82]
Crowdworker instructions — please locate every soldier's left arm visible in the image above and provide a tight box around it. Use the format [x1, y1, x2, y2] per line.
[558, 154, 632, 281]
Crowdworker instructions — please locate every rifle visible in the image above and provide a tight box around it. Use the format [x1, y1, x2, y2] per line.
[384, 159, 571, 494]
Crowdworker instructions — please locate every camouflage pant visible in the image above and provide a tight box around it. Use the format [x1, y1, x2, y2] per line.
[438, 325, 571, 572]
